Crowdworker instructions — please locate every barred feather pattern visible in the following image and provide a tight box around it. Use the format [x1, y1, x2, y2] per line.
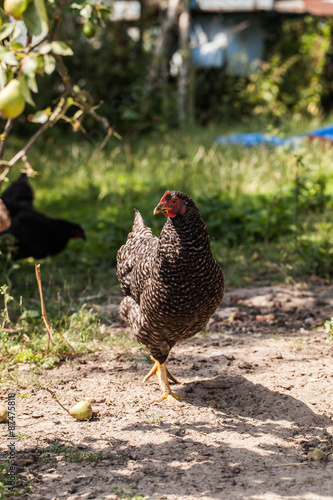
[116, 192, 225, 364]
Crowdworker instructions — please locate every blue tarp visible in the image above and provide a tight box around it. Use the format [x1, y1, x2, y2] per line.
[308, 124, 333, 142]
[215, 125, 333, 148]
[215, 133, 303, 147]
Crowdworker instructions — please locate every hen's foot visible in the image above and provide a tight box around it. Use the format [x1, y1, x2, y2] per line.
[142, 357, 184, 404]
[153, 392, 183, 404]
[142, 357, 181, 385]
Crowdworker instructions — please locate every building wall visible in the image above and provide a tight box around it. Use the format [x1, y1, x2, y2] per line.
[191, 13, 266, 75]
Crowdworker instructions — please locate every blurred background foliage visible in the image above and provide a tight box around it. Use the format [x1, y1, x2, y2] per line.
[18, 13, 333, 136]
[1, 4, 333, 379]
[3, 8, 333, 286]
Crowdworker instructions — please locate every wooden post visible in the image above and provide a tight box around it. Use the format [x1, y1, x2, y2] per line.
[143, 0, 181, 98]
[178, 0, 191, 124]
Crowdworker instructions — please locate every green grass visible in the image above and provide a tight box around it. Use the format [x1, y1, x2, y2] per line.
[325, 317, 333, 340]
[39, 442, 103, 463]
[111, 486, 148, 500]
[0, 117, 333, 380]
[0, 460, 27, 500]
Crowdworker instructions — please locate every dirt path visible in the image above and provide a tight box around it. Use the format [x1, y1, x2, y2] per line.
[1, 284, 333, 500]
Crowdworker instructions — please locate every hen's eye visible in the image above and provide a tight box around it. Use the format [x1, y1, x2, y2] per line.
[171, 199, 178, 204]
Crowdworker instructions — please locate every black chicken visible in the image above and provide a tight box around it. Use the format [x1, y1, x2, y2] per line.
[3, 210, 85, 260]
[1, 173, 34, 216]
[117, 190, 225, 402]
[0, 173, 85, 260]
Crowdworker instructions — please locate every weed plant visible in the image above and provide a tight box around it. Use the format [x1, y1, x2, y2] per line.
[325, 318, 333, 340]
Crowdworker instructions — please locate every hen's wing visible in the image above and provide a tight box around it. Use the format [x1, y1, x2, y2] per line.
[116, 209, 158, 299]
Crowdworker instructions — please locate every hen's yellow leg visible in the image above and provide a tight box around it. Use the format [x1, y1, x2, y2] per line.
[143, 357, 180, 384]
[142, 357, 183, 404]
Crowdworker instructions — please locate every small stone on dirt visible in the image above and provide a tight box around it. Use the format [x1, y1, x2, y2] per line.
[307, 448, 328, 462]
[256, 314, 275, 322]
[238, 361, 253, 370]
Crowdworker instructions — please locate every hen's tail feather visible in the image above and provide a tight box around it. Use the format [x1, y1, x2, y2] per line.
[116, 209, 158, 296]
[132, 208, 148, 232]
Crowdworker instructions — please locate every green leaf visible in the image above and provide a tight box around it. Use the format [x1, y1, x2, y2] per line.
[51, 41, 73, 56]
[19, 78, 35, 106]
[22, 2, 41, 35]
[12, 23, 22, 40]
[34, 0, 49, 35]
[0, 23, 15, 41]
[22, 54, 38, 78]
[0, 47, 18, 66]
[121, 109, 140, 120]
[0, 66, 7, 90]
[22, 0, 48, 36]
[30, 109, 50, 123]
[3, 52, 18, 65]
[80, 4, 92, 18]
[27, 75, 38, 93]
[39, 42, 52, 55]
[21, 309, 40, 320]
[43, 54, 56, 75]
[70, 3, 83, 9]
[11, 42, 24, 50]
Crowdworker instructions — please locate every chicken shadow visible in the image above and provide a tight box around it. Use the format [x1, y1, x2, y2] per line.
[13, 372, 331, 500]
[7, 350, 332, 500]
[116, 372, 331, 498]
[134, 352, 328, 428]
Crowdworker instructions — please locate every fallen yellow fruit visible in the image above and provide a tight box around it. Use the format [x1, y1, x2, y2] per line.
[307, 448, 328, 462]
[69, 401, 93, 421]
[0, 405, 8, 423]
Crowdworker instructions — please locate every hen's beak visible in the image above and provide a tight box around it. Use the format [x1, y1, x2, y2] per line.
[154, 203, 165, 215]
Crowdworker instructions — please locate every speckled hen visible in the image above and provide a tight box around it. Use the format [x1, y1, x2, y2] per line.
[117, 190, 225, 402]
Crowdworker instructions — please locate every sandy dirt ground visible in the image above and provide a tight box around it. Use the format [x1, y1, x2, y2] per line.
[1, 283, 333, 500]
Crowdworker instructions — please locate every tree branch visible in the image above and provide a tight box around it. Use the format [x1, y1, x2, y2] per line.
[35, 264, 54, 354]
[143, 0, 181, 97]
[50, 0, 68, 42]
[0, 119, 13, 161]
[0, 97, 69, 183]
[0, 0, 119, 180]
